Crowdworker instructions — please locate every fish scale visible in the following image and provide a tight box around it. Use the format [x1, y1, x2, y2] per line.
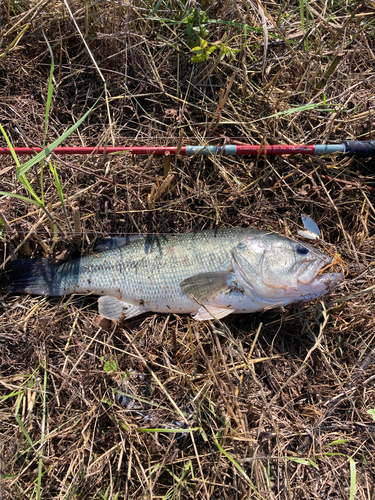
[55, 229, 258, 309]
[7, 228, 342, 321]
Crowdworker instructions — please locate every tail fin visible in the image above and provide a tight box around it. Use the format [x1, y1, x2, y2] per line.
[7, 259, 57, 296]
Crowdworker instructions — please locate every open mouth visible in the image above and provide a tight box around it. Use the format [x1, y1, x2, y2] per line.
[297, 256, 332, 285]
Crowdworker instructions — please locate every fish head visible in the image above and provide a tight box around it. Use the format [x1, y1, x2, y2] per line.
[232, 233, 343, 304]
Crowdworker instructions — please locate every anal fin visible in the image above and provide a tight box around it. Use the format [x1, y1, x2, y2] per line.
[98, 295, 148, 320]
[193, 305, 235, 321]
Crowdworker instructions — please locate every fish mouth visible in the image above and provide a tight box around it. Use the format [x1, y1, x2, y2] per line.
[295, 256, 344, 300]
[296, 256, 332, 285]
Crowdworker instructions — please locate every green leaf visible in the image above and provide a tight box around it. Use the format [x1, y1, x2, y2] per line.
[199, 428, 208, 441]
[191, 39, 216, 63]
[18, 174, 43, 205]
[42, 31, 55, 148]
[191, 39, 208, 52]
[0, 124, 21, 169]
[49, 161, 64, 208]
[348, 456, 356, 500]
[0, 125, 43, 204]
[41, 31, 55, 205]
[327, 439, 347, 446]
[15, 392, 35, 450]
[201, 27, 209, 38]
[0, 390, 24, 401]
[286, 457, 319, 469]
[151, 0, 165, 16]
[367, 408, 375, 420]
[137, 426, 200, 433]
[213, 435, 258, 493]
[206, 45, 217, 57]
[16, 94, 102, 178]
[104, 360, 117, 374]
[0, 191, 42, 207]
[37, 364, 48, 500]
[191, 51, 206, 63]
[119, 421, 129, 431]
[264, 103, 332, 120]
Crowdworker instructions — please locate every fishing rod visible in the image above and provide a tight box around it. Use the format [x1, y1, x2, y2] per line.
[1, 140, 375, 157]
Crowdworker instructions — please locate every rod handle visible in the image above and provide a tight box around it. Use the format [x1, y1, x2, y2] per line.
[342, 140, 375, 158]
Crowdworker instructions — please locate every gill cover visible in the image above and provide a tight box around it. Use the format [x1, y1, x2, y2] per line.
[231, 234, 331, 300]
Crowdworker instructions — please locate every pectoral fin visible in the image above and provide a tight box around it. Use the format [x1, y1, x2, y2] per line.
[98, 295, 148, 320]
[193, 306, 235, 321]
[180, 271, 233, 302]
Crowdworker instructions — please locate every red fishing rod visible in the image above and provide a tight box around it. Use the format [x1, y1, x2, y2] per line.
[0, 141, 374, 157]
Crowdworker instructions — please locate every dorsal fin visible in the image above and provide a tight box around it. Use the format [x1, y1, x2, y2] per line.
[93, 235, 146, 253]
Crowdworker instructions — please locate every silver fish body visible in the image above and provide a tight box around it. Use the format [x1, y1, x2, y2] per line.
[8, 229, 343, 321]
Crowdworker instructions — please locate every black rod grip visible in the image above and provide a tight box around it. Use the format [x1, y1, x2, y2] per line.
[341, 140, 375, 158]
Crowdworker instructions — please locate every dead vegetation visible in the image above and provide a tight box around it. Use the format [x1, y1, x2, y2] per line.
[0, 0, 375, 498]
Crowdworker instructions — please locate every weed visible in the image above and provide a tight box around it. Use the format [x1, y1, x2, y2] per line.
[101, 357, 118, 374]
[184, 8, 210, 48]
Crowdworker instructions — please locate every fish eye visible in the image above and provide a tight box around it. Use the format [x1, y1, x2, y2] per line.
[296, 245, 309, 255]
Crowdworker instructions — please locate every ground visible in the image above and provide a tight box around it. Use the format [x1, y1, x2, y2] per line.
[0, 1, 375, 499]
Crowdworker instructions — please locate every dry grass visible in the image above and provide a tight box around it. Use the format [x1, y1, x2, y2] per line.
[1, 0, 375, 498]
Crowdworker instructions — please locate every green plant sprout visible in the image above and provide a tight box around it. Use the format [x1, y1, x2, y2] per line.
[184, 8, 209, 48]
[183, 9, 240, 62]
[100, 356, 118, 374]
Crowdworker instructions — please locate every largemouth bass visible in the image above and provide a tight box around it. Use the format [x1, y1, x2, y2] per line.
[8, 229, 343, 321]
